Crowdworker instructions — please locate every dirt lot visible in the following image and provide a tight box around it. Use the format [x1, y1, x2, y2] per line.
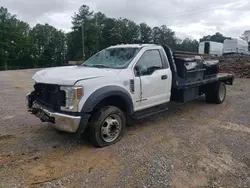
[0, 69, 250, 188]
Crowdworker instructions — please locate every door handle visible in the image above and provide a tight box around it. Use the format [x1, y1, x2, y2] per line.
[161, 75, 168, 80]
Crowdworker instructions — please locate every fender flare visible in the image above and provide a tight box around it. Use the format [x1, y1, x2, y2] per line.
[81, 86, 134, 115]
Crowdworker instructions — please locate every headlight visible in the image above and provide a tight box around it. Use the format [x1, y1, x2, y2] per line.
[60, 86, 83, 112]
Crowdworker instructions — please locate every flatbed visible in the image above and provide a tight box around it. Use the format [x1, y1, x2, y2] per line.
[177, 73, 234, 89]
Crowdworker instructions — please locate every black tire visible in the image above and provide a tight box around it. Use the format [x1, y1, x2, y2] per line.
[205, 82, 226, 104]
[89, 106, 126, 147]
[213, 82, 226, 104]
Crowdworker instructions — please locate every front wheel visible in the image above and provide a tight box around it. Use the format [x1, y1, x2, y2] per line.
[89, 106, 126, 147]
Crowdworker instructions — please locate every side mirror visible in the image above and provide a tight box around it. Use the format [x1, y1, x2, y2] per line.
[134, 65, 141, 76]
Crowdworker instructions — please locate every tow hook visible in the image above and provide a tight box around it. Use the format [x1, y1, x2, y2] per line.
[32, 110, 49, 122]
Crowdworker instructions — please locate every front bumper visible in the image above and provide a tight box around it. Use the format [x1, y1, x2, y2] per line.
[26, 93, 88, 133]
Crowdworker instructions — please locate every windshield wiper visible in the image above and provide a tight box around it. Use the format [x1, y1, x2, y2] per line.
[90, 64, 111, 68]
[80, 64, 90, 67]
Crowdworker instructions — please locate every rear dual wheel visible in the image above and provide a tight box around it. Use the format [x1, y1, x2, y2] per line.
[205, 82, 226, 104]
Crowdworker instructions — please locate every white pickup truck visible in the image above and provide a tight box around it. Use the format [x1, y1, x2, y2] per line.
[27, 44, 234, 147]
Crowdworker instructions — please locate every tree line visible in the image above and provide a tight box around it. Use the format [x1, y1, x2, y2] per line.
[0, 5, 249, 70]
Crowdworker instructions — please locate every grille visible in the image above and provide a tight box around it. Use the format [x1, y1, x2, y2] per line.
[34, 83, 66, 110]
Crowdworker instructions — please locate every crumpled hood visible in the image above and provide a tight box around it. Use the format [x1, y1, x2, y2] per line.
[32, 66, 121, 85]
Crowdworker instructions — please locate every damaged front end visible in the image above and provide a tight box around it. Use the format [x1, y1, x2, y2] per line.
[26, 92, 83, 133]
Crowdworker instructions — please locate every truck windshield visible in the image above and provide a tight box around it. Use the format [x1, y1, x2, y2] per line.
[82, 47, 140, 69]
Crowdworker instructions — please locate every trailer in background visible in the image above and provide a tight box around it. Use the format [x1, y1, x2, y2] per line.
[199, 41, 223, 56]
[223, 39, 249, 55]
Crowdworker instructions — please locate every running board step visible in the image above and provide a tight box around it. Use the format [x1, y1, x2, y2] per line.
[132, 105, 168, 120]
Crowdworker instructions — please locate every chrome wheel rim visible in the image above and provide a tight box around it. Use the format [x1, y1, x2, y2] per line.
[101, 115, 121, 143]
[219, 84, 225, 101]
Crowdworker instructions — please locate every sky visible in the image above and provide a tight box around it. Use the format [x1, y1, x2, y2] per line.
[2, 0, 250, 40]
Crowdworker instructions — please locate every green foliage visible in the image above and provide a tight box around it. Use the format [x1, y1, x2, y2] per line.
[139, 23, 152, 43]
[0, 7, 66, 70]
[66, 5, 198, 61]
[152, 25, 177, 49]
[0, 5, 239, 70]
[176, 38, 199, 52]
[199, 32, 231, 43]
[30, 24, 66, 67]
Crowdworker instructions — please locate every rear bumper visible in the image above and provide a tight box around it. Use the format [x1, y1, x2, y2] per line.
[26, 93, 90, 133]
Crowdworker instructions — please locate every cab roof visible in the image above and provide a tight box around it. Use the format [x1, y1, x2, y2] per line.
[108, 44, 157, 49]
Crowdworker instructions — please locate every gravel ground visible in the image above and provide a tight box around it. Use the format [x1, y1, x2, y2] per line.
[0, 69, 250, 188]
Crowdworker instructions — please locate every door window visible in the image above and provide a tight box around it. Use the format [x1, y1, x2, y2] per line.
[135, 50, 163, 76]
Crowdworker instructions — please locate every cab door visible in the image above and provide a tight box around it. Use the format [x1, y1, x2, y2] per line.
[133, 49, 172, 111]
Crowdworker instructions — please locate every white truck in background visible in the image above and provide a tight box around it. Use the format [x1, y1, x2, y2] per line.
[223, 39, 250, 55]
[199, 41, 223, 56]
